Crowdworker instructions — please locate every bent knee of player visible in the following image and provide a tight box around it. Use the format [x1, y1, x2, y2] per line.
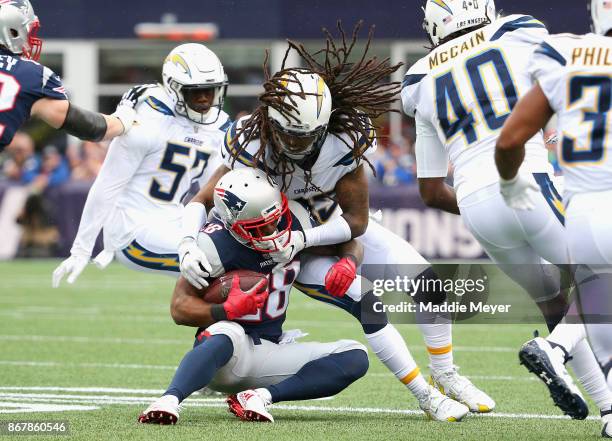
[333, 342, 369, 380]
[205, 320, 247, 350]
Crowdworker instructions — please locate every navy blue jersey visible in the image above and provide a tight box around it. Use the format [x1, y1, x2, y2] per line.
[0, 48, 67, 148]
[195, 202, 312, 343]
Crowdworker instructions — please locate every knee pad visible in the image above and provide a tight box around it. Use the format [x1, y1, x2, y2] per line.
[350, 291, 388, 334]
[205, 321, 247, 351]
[411, 267, 447, 305]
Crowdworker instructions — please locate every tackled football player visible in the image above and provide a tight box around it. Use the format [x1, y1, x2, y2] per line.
[139, 168, 369, 424]
[177, 23, 494, 421]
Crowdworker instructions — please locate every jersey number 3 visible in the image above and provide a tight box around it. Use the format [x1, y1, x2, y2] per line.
[435, 49, 518, 145]
[562, 75, 611, 164]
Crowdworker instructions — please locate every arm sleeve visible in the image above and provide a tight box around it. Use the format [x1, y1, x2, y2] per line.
[415, 113, 449, 178]
[69, 129, 149, 256]
[303, 215, 352, 247]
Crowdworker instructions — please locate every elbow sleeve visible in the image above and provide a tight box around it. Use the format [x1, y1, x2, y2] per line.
[61, 103, 107, 141]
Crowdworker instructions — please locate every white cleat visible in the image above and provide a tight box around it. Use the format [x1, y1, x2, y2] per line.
[519, 337, 588, 420]
[430, 366, 496, 413]
[138, 395, 180, 425]
[602, 408, 612, 438]
[227, 389, 274, 423]
[418, 385, 469, 422]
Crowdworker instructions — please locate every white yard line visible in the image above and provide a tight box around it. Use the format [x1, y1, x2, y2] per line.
[0, 389, 597, 421]
[0, 334, 518, 352]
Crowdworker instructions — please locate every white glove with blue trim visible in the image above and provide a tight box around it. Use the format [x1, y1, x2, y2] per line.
[499, 174, 540, 211]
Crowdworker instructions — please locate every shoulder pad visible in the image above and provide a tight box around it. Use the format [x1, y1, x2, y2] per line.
[490, 14, 547, 42]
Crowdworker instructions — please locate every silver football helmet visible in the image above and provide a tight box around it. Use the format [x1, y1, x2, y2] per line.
[213, 168, 293, 252]
[0, 0, 41, 60]
[162, 43, 228, 125]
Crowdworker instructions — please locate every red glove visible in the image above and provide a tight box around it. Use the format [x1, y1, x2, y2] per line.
[223, 275, 269, 320]
[325, 257, 357, 297]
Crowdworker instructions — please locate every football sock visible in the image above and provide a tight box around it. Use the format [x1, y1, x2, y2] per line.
[416, 319, 453, 372]
[546, 319, 586, 355]
[568, 339, 612, 411]
[165, 334, 233, 403]
[267, 349, 368, 403]
[365, 324, 429, 396]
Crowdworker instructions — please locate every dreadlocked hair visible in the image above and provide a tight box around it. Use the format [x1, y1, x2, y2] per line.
[287, 20, 404, 171]
[229, 21, 403, 192]
[229, 51, 323, 191]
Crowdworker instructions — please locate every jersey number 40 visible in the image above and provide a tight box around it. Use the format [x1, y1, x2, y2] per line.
[435, 48, 518, 145]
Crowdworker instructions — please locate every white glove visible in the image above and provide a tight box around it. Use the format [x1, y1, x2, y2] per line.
[112, 84, 156, 134]
[499, 174, 540, 211]
[52, 254, 90, 288]
[178, 237, 212, 290]
[269, 231, 306, 265]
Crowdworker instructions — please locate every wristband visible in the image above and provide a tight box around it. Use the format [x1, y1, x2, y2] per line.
[211, 304, 228, 322]
[342, 254, 359, 266]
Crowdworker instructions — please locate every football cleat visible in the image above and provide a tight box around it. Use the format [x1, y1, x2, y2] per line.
[519, 337, 589, 420]
[138, 395, 180, 425]
[227, 389, 274, 423]
[417, 385, 469, 422]
[602, 407, 612, 438]
[429, 366, 496, 413]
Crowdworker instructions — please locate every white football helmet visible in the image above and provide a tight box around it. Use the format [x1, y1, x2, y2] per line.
[267, 70, 332, 161]
[423, 0, 496, 46]
[590, 0, 612, 35]
[213, 168, 292, 253]
[0, 0, 41, 60]
[162, 43, 228, 125]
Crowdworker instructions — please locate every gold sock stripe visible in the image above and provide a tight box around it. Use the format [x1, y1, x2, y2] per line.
[427, 344, 453, 355]
[400, 367, 421, 385]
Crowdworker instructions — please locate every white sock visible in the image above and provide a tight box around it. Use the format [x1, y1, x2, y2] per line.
[568, 339, 612, 411]
[415, 310, 453, 372]
[547, 320, 587, 354]
[255, 388, 272, 405]
[366, 324, 428, 397]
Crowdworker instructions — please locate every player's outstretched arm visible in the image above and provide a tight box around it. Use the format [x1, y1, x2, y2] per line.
[31, 85, 151, 141]
[495, 84, 554, 210]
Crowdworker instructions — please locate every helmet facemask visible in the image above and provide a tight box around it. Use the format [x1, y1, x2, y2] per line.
[269, 117, 328, 161]
[21, 18, 40, 60]
[168, 79, 227, 125]
[229, 193, 293, 253]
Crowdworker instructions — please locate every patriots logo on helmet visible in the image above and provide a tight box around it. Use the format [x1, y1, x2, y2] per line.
[215, 188, 247, 215]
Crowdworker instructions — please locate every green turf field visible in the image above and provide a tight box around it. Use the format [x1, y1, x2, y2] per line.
[0, 261, 604, 440]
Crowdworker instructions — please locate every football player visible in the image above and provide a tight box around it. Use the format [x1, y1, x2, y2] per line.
[0, 0, 140, 150]
[139, 168, 369, 424]
[495, 0, 612, 435]
[403, 0, 612, 427]
[177, 26, 493, 420]
[52, 43, 230, 286]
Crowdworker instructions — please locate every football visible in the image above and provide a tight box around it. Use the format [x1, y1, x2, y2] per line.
[202, 269, 269, 304]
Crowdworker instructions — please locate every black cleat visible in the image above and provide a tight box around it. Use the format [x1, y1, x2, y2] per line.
[519, 337, 589, 420]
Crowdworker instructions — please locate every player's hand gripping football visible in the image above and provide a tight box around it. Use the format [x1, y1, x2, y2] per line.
[112, 83, 156, 134]
[499, 174, 540, 211]
[178, 237, 213, 290]
[325, 256, 357, 297]
[269, 231, 306, 265]
[223, 275, 269, 320]
[52, 253, 90, 288]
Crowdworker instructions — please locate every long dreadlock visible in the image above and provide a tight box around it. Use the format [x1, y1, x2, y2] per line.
[229, 21, 403, 191]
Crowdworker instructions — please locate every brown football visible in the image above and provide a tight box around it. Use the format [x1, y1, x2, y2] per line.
[202, 270, 268, 304]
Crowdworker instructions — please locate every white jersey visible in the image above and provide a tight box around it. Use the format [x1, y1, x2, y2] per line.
[402, 14, 553, 202]
[220, 115, 376, 223]
[529, 33, 612, 200]
[70, 86, 230, 255]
